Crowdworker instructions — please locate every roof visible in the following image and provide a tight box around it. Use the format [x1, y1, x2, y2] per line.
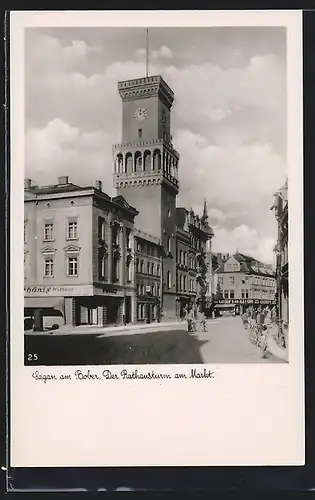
[215, 253, 275, 277]
[25, 183, 139, 216]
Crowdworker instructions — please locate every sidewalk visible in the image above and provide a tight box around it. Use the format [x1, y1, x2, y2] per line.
[25, 319, 187, 337]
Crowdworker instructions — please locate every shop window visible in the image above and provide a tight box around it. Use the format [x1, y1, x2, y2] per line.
[44, 258, 54, 277]
[44, 222, 54, 241]
[67, 256, 78, 276]
[67, 220, 78, 240]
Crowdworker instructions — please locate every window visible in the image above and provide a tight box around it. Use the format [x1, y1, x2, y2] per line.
[167, 237, 171, 253]
[183, 275, 187, 291]
[147, 262, 150, 275]
[136, 259, 140, 272]
[44, 258, 54, 277]
[140, 260, 144, 273]
[68, 256, 78, 276]
[68, 221, 78, 240]
[138, 128, 142, 139]
[151, 285, 155, 295]
[179, 275, 183, 291]
[229, 276, 235, 284]
[180, 250, 183, 265]
[230, 290, 235, 299]
[224, 290, 229, 299]
[98, 217, 106, 242]
[167, 271, 171, 289]
[167, 209, 171, 218]
[157, 264, 160, 275]
[151, 263, 154, 275]
[245, 290, 249, 299]
[157, 285, 160, 297]
[44, 223, 54, 241]
[98, 253, 107, 280]
[241, 289, 245, 299]
[218, 277, 224, 285]
[137, 242, 141, 252]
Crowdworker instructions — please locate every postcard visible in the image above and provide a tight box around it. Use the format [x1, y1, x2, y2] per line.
[10, 10, 304, 467]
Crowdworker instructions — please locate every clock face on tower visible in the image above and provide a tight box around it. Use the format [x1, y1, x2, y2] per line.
[134, 108, 147, 121]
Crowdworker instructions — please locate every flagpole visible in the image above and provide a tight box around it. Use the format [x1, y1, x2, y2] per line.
[146, 28, 149, 77]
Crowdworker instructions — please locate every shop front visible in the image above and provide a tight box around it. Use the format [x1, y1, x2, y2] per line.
[137, 296, 160, 323]
[214, 298, 277, 316]
[24, 296, 65, 331]
[24, 284, 135, 330]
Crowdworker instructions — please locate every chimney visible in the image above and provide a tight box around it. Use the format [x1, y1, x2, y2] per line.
[95, 180, 102, 191]
[57, 176, 69, 185]
[24, 178, 32, 189]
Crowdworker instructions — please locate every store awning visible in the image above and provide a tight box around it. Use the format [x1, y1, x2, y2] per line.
[24, 297, 64, 314]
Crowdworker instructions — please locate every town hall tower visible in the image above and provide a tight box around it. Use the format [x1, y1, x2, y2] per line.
[113, 75, 179, 319]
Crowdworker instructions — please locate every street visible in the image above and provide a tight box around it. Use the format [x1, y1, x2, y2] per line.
[25, 316, 284, 365]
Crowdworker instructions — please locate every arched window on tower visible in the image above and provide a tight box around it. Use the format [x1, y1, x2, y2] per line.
[125, 153, 133, 174]
[116, 154, 123, 174]
[134, 151, 142, 173]
[144, 150, 151, 172]
[153, 150, 161, 170]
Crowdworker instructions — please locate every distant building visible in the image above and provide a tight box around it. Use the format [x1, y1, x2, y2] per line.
[271, 179, 289, 326]
[134, 229, 163, 323]
[24, 176, 138, 330]
[214, 252, 276, 316]
[175, 203, 214, 318]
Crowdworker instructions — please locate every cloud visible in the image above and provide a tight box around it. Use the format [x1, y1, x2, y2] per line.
[25, 119, 116, 194]
[212, 225, 276, 265]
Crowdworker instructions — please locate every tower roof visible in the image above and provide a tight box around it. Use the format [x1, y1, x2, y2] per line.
[118, 75, 174, 108]
[202, 198, 208, 221]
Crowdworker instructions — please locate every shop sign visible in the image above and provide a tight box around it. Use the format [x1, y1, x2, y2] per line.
[217, 299, 276, 305]
[24, 285, 94, 297]
[94, 285, 124, 297]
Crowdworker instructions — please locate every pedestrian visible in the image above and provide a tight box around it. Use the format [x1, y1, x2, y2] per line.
[186, 306, 194, 333]
[261, 309, 271, 358]
[197, 306, 206, 332]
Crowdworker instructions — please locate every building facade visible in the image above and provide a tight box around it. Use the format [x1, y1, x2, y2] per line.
[175, 206, 213, 318]
[24, 176, 138, 330]
[271, 179, 289, 326]
[214, 253, 276, 316]
[134, 229, 163, 323]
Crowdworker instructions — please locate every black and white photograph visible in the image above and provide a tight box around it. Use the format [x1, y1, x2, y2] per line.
[23, 23, 290, 366]
[10, 10, 304, 469]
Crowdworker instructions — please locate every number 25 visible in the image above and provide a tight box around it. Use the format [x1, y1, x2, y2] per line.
[28, 353, 38, 361]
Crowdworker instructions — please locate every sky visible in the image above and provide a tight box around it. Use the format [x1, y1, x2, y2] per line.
[25, 26, 287, 264]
